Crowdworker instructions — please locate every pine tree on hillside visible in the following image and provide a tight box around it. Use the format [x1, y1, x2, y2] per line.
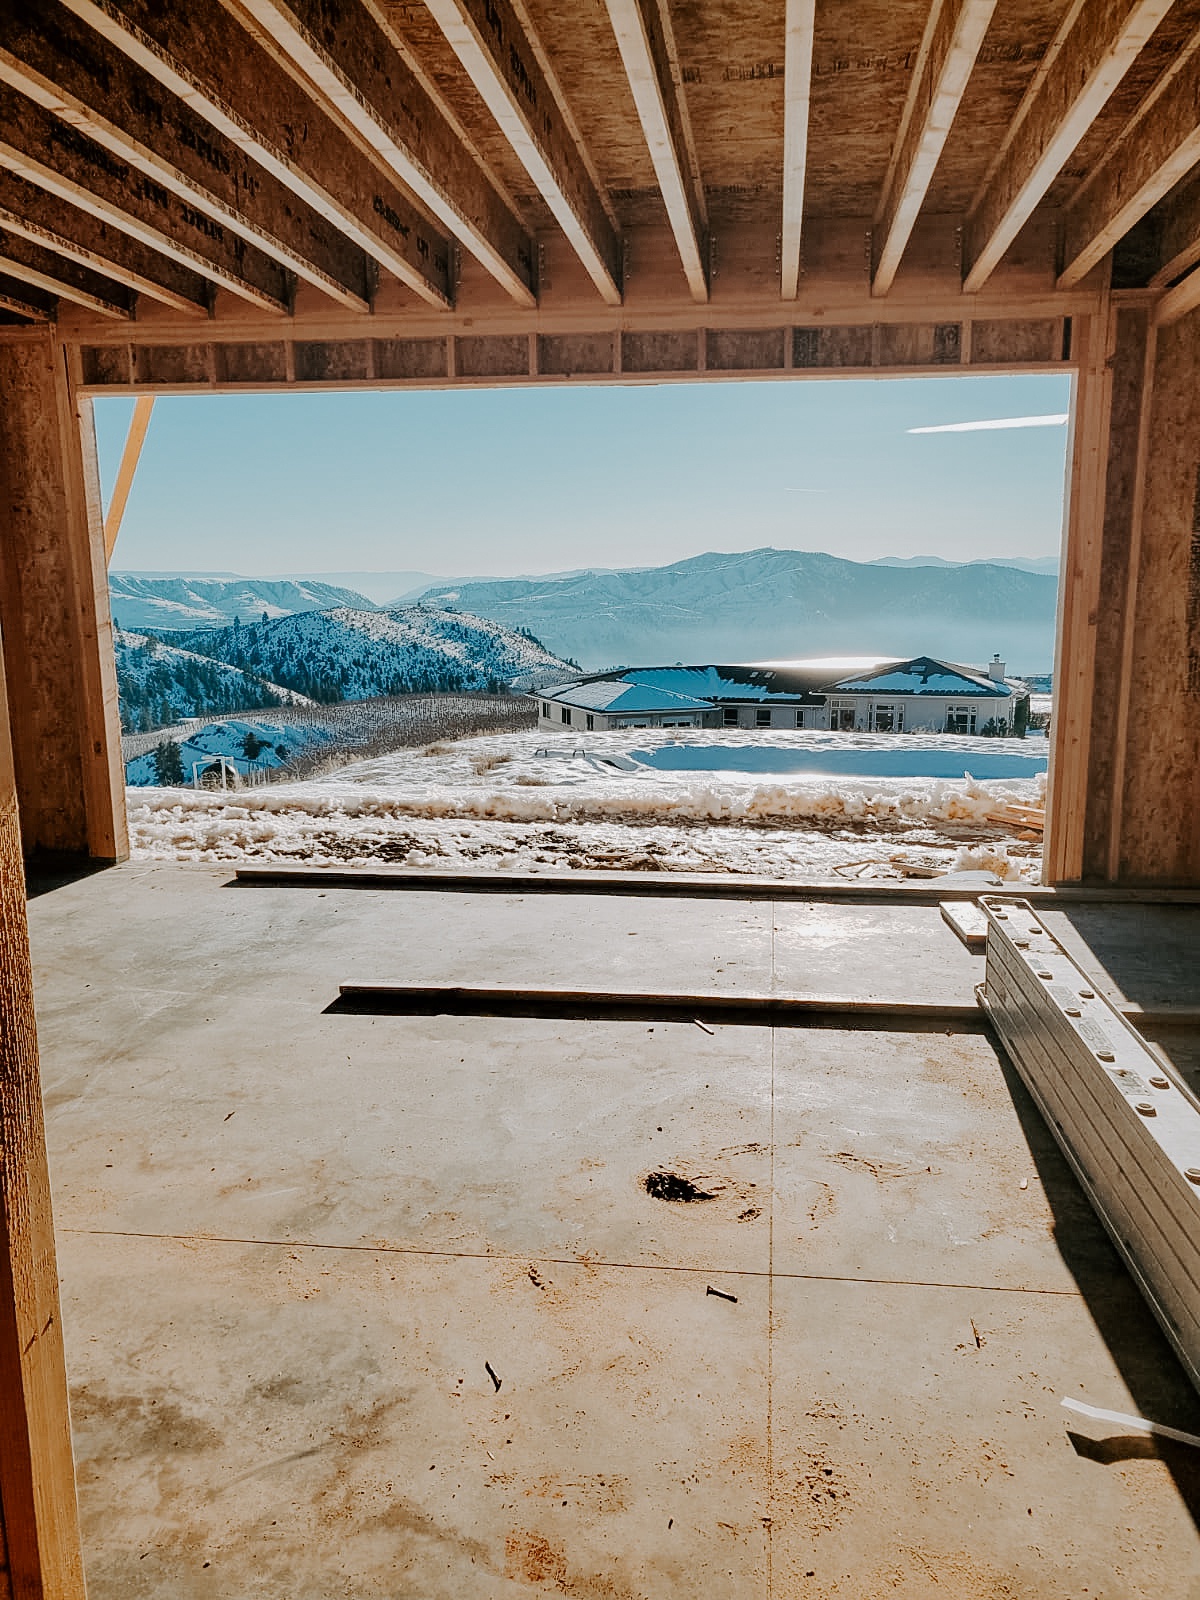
[153, 738, 185, 785]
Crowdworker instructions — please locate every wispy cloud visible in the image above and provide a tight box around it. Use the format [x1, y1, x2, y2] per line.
[908, 413, 1069, 434]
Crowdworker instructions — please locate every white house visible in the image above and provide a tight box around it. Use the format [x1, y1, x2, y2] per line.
[533, 656, 1029, 735]
[534, 664, 828, 732]
[815, 655, 1026, 734]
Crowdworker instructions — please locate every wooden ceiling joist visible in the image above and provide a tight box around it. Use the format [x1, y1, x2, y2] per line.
[0, 226, 132, 318]
[227, 0, 536, 307]
[0, 84, 295, 312]
[0, 269, 55, 321]
[0, 2, 373, 311]
[1154, 257, 1200, 326]
[423, 0, 623, 306]
[1146, 169, 1200, 287]
[963, 0, 1175, 294]
[602, 0, 707, 302]
[1060, 31, 1200, 289]
[0, 167, 210, 315]
[872, 0, 997, 297]
[62, 0, 454, 308]
[780, 0, 815, 301]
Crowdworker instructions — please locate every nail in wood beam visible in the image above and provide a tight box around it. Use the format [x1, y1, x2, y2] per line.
[602, 0, 706, 302]
[780, 0, 816, 300]
[963, 0, 1174, 294]
[0, 225, 132, 319]
[0, 84, 294, 313]
[63, 0, 453, 308]
[0, 650, 87, 1600]
[424, 0, 622, 306]
[0, 166, 209, 316]
[872, 0, 996, 296]
[227, 0, 536, 306]
[0, 1, 372, 311]
[1060, 30, 1200, 289]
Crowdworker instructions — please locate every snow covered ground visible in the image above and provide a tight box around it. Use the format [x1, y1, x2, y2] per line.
[128, 727, 1048, 882]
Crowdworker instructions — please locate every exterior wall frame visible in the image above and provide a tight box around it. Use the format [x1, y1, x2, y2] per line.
[0, 332, 128, 862]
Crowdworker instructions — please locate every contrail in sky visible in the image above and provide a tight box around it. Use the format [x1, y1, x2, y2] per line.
[908, 413, 1069, 434]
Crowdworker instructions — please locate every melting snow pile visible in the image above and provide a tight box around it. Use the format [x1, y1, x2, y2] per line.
[128, 727, 1047, 881]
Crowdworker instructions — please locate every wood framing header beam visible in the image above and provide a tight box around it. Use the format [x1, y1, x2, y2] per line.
[63, 0, 454, 307]
[603, 0, 707, 302]
[0, 1, 373, 311]
[964, 0, 1174, 294]
[1060, 29, 1200, 288]
[424, 0, 623, 306]
[228, 0, 536, 306]
[780, 0, 815, 301]
[873, 0, 997, 297]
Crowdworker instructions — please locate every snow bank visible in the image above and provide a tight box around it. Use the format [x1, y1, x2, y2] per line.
[128, 726, 1045, 881]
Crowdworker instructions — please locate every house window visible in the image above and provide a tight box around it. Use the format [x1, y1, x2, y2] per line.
[586, 713, 594, 731]
[873, 704, 902, 733]
[541, 701, 551, 717]
[722, 706, 739, 727]
[560, 706, 571, 724]
[795, 709, 805, 729]
[832, 702, 856, 731]
[946, 706, 976, 735]
[755, 708, 771, 728]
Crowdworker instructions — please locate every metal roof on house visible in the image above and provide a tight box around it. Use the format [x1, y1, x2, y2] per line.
[539, 665, 828, 709]
[539, 679, 716, 714]
[537, 658, 1026, 712]
[828, 657, 1015, 698]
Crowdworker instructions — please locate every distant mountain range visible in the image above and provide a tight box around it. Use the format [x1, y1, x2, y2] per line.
[869, 554, 1060, 575]
[165, 607, 572, 703]
[113, 548, 1061, 672]
[417, 548, 1059, 671]
[109, 574, 374, 631]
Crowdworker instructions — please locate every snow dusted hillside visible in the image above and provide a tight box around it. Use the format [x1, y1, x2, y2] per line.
[125, 715, 333, 785]
[170, 606, 574, 701]
[115, 630, 314, 733]
[109, 574, 374, 632]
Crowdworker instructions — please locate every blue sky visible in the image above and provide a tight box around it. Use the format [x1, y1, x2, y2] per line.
[96, 372, 1072, 578]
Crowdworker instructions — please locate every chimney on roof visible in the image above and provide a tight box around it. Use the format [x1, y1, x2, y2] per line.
[988, 653, 1006, 681]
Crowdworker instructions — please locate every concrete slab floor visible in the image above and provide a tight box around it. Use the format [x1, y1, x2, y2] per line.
[24, 865, 1200, 1597]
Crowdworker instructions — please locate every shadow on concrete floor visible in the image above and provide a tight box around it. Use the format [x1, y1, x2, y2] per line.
[24, 855, 113, 900]
[995, 1047, 1200, 1527]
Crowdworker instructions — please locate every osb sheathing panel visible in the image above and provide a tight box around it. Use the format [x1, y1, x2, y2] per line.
[805, 1, 929, 216]
[1119, 313, 1200, 883]
[668, 0, 785, 204]
[928, 0, 1065, 212]
[525, 0, 660, 197]
[379, 0, 563, 232]
[1044, 7, 1200, 208]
